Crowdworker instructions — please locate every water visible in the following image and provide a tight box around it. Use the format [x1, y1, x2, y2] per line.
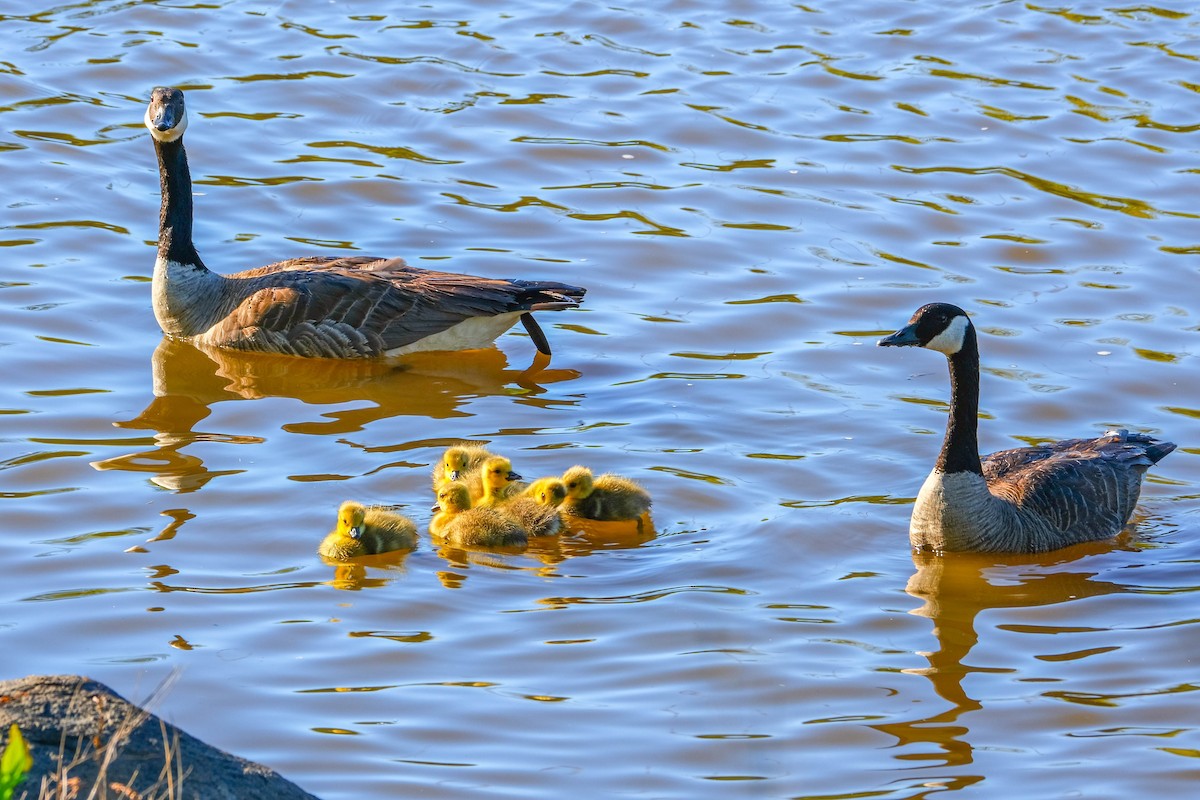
[3, 0, 1199, 796]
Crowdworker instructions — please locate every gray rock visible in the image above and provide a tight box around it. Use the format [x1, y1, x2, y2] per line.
[0, 674, 320, 800]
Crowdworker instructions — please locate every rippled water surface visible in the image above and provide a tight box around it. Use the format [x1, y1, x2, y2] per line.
[3, 1, 1199, 797]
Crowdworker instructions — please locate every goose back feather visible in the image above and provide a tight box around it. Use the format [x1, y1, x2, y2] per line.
[880, 302, 1174, 553]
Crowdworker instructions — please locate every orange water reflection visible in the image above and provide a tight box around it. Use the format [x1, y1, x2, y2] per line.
[91, 337, 580, 492]
[877, 542, 1133, 769]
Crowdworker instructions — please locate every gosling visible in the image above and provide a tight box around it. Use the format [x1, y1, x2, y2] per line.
[431, 444, 495, 498]
[560, 465, 652, 521]
[431, 481, 528, 548]
[478, 456, 528, 506]
[319, 500, 418, 560]
[523, 477, 567, 508]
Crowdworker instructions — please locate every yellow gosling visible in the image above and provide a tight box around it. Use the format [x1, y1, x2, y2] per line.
[478, 456, 528, 507]
[560, 465, 652, 521]
[319, 500, 418, 560]
[524, 477, 567, 507]
[431, 444, 494, 497]
[503, 497, 564, 537]
[432, 481, 528, 548]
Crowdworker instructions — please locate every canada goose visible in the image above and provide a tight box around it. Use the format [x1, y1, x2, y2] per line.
[878, 302, 1175, 553]
[478, 456, 528, 506]
[431, 481, 528, 548]
[523, 477, 567, 507]
[431, 444, 495, 497]
[144, 87, 585, 359]
[319, 500, 418, 560]
[560, 465, 652, 521]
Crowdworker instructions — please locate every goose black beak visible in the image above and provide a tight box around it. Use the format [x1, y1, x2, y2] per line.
[152, 105, 177, 132]
[508, 470, 523, 482]
[878, 324, 921, 348]
[348, 525, 363, 540]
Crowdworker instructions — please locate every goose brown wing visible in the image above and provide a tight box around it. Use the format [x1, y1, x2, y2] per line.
[240, 256, 586, 308]
[981, 437, 1099, 481]
[983, 432, 1168, 538]
[218, 256, 584, 356]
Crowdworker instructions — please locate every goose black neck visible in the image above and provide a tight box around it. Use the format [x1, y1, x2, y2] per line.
[154, 137, 204, 269]
[937, 326, 983, 475]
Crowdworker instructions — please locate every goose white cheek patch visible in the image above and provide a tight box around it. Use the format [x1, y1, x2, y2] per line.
[924, 314, 969, 355]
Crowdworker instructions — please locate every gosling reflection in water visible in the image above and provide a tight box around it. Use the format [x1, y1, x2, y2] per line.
[871, 542, 1131, 769]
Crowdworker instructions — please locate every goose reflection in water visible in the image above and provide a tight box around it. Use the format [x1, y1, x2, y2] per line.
[90, 336, 580, 493]
[871, 541, 1133, 770]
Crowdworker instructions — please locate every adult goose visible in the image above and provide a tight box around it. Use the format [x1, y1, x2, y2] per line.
[878, 302, 1174, 554]
[144, 86, 585, 359]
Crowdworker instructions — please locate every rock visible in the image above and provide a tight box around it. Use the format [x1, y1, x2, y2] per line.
[0, 674, 319, 800]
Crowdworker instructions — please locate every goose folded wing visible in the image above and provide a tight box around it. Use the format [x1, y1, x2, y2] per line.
[981, 437, 1099, 481]
[987, 449, 1146, 538]
[215, 257, 581, 355]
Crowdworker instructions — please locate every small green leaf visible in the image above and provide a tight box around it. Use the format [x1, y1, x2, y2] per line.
[1, 723, 33, 799]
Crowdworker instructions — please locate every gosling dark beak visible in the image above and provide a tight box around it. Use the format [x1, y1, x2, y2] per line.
[449, 470, 462, 480]
[508, 470, 523, 482]
[348, 525, 363, 540]
[878, 323, 921, 348]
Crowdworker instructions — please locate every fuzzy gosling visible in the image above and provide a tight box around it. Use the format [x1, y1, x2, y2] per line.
[478, 456, 528, 506]
[431, 444, 495, 498]
[319, 501, 418, 560]
[524, 477, 567, 508]
[431, 481, 528, 548]
[560, 466, 652, 521]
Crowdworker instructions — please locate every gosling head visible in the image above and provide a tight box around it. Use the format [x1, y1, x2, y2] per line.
[437, 481, 472, 513]
[528, 477, 567, 507]
[561, 466, 595, 500]
[336, 501, 367, 540]
[877, 302, 974, 356]
[441, 446, 473, 481]
[145, 86, 188, 144]
[482, 456, 522, 490]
